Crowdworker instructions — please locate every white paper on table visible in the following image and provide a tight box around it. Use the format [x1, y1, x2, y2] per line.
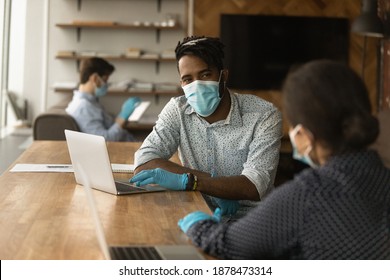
[10, 163, 134, 173]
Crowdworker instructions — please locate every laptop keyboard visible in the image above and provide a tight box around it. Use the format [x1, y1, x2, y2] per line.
[115, 181, 146, 193]
[110, 246, 163, 260]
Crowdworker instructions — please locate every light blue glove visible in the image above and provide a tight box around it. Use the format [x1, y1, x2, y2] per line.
[118, 97, 141, 120]
[213, 197, 240, 216]
[178, 208, 222, 233]
[129, 168, 188, 191]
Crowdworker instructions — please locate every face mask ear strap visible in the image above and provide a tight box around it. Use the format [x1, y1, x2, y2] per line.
[218, 70, 227, 98]
[289, 124, 303, 139]
[98, 75, 107, 86]
[303, 144, 313, 156]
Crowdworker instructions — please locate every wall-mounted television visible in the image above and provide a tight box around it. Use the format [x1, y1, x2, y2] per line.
[220, 14, 350, 90]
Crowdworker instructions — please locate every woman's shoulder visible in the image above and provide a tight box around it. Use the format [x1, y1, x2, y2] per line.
[274, 168, 321, 199]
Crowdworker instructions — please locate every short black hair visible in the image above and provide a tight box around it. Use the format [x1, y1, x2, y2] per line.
[175, 36, 225, 71]
[282, 60, 379, 154]
[79, 57, 115, 84]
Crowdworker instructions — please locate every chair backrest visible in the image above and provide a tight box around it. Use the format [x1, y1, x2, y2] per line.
[33, 109, 80, 140]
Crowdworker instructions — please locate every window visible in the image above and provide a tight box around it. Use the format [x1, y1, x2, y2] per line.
[0, 0, 11, 138]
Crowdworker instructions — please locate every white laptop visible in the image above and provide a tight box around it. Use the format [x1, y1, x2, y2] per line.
[64, 129, 167, 195]
[77, 163, 204, 260]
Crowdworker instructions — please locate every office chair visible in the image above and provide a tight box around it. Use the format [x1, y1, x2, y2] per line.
[33, 109, 80, 140]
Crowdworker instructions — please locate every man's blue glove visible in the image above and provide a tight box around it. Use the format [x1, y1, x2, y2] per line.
[129, 168, 188, 191]
[178, 208, 222, 233]
[118, 97, 141, 120]
[213, 197, 240, 216]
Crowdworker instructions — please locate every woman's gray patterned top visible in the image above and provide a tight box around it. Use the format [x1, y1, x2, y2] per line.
[187, 150, 390, 259]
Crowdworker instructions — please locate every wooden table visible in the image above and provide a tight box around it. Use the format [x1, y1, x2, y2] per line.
[0, 141, 211, 259]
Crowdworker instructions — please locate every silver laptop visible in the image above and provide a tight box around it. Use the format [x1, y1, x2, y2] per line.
[77, 162, 204, 260]
[64, 129, 166, 195]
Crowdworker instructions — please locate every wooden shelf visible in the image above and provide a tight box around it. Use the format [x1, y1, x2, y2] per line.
[56, 22, 181, 42]
[55, 54, 176, 62]
[56, 22, 181, 30]
[56, 54, 176, 73]
[75, 0, 165, 13]
[54, 87, 183, 97]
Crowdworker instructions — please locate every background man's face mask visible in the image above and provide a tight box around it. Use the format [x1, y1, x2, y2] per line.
[182, 72, 223, 117]
[94, 76, 108, 97]
[289, 124, 318, 168]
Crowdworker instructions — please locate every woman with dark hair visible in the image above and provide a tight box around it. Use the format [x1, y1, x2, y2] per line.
[177, 60, 390, 259]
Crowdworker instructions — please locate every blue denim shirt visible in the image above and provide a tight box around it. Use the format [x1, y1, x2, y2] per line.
[66, 90, 135, 141]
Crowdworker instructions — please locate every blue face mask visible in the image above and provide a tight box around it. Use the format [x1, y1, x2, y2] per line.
[289, 124, 318, 168]
[94, 77, 108, 97]
[182, 80, 221, 117]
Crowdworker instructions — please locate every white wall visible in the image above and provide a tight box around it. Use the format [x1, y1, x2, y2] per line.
[24, 0, 47, 119]
[9, 0, 187, 123]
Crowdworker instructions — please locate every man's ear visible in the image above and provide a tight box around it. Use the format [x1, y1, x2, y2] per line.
[91, 73, 105, 87]
[89, 73, 98, 83]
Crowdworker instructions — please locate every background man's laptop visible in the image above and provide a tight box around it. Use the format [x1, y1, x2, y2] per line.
[64, 129, 166, 195]
[77, 163, 204, 260]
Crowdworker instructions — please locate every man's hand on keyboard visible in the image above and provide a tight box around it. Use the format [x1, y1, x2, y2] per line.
[129, 168, 187, 191]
